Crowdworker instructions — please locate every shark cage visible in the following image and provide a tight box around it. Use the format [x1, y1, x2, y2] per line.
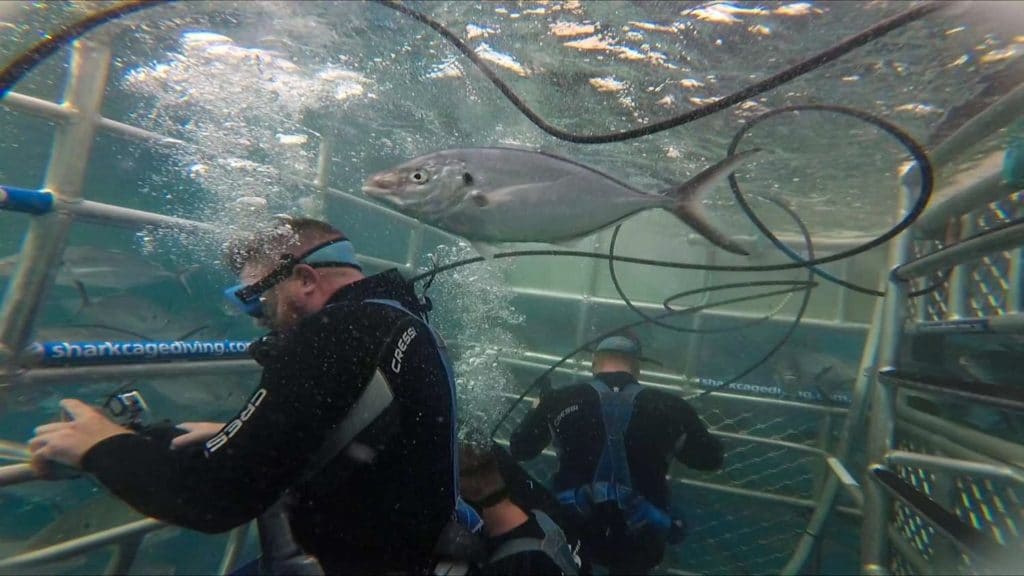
[0, 2, 1022, 576]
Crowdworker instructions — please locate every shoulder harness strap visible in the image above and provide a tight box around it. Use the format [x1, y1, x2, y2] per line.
[587, 379, 644, 501]
[488, 510, 580, 575]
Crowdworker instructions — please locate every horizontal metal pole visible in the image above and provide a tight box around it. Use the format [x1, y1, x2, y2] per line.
[906, 313, 1024, 335]
[2, 358, 260, 386]
[674, 476, 860, 518]
[713, 431, 826, 456]
[887, 525, 933, 576]
[499, 357, 849, 415]
[896, 419, 1008, 468]
[684, 232, 879, 255]
[0, 518, 168, 570]
[896, 401, 1024, 468]
[64, 199, 216, 232]
[28, 339, 253, 367]
[0, 439, 29, 461]
[508, 286, 869, 331]
[894, 219, 1024, 280]
[884, 450, 1024, 485]
[913, 151, 1018, 237]
[492, 439, 859, 517]
[0, 463, 36, 487]
[1, 91, 72, 122]
[928, 81, 1024, 170]
[880, 369, 1024, 412]
[2, 91, 185, 146]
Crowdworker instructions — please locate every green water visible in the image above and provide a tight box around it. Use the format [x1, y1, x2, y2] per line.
[2, 1, 1023, 574]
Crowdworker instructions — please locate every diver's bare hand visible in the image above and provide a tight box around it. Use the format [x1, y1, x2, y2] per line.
[170, 422, 225, 450]
[28, 399, 133, 470]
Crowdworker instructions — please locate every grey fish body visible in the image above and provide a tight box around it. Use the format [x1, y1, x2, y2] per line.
[363, 147, 757, 254]
[418, 148, 666, 242]
[0, 246, 196, 294]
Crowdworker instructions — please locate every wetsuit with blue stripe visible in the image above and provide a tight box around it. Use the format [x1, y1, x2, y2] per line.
[83, 270, 457, 574]
[509, 371, 723, 573]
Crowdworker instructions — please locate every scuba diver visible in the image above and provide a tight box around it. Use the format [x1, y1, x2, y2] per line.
[28, 217, 480, 574]
[509, 333, 724, 574]
[459, 442, 585, 575]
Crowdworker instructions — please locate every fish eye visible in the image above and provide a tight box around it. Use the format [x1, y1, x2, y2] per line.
[410, 171, 429, 184]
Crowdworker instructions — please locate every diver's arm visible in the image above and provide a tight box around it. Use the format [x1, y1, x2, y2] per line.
[81, 311, 384, 533]
[508, 381, 554, 461]
[669, 397, 724, 471]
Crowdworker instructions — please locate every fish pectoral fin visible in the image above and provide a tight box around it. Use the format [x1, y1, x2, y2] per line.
[469, 190, 489, 208]
[549, 238, 580, 249]
[175, 265, 201, 296]
[469, 241, 500, 259]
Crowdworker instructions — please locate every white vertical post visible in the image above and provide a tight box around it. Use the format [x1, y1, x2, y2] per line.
[0, 34, 112, 364]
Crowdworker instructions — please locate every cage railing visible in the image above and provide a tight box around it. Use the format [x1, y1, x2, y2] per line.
[861, 71, 1024, 575]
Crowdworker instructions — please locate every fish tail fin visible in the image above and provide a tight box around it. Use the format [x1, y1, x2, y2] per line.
[659, 149, 761, 256]
[176, 265, 201, 296]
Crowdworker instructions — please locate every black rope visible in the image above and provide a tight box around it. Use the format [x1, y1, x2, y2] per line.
[0, 0, 175, 96]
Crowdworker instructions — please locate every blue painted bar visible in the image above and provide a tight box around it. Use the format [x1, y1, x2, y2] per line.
[27, 339, 253, 366]
[0, 185, 54, 214]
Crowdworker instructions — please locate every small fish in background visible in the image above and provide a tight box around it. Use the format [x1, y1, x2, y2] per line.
[0, 246, 200, 304]
[144, 373, 257, 421]
[363, 147, 758, 257]
[56, 293, 213, 342]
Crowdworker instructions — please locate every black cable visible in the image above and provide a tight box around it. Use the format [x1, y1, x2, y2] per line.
[0, 0, 175, 96]
[694, 196, 815, 398]
[3, 2, 937, 282]
[724, 105, 943, 296]
[608, 197, 806, 336]
[371, 0, 946, 144]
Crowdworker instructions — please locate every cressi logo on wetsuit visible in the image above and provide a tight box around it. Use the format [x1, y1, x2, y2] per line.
[206, 388, 268, 454]
[391, 325, 418, 373]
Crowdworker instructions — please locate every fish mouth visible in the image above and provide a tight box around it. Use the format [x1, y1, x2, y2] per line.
[361, 184, 389, 199]
[362, 172, 401, 200]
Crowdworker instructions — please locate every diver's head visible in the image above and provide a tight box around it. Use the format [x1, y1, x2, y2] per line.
[459, 442, 509, 510]
[223, 216, 365, 331]
[592, 333, 642, 377]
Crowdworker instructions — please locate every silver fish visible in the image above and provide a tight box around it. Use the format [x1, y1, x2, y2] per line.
[362, 147, 758, 255]
[0, 246, 198, 296]
[56, 293, 212, 342]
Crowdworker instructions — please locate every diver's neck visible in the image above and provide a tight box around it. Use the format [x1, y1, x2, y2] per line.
[482, 500, 529, 538]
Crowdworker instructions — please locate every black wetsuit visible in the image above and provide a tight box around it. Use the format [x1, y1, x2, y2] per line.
[480, 512, 576, 576]
[82, 270, 456, 574]
[509, 371, 723, 573]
